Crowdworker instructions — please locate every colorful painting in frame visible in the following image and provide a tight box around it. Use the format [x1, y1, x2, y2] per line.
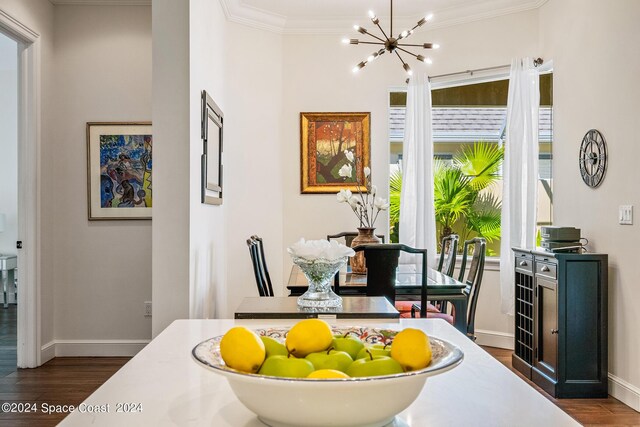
[300, 112, 371, 194]
[87, 122, 152, 220]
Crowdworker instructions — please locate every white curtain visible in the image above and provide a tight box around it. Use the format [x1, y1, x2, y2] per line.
[500, 58, 540, 315]
[399, 73, 437, 269]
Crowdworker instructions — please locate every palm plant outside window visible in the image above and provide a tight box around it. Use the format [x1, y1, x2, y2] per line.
[389, 74, 553, 255]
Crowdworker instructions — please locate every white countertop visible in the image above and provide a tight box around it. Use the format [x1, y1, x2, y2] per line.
[61, 319, 578, 427]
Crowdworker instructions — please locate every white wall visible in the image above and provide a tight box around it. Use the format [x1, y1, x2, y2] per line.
[220, 22, 284, 316]
[153, 0, 285, 327]
[281, 10, 540, 342]
[152, 0, 191, 336]
[540, 0, 640, 410]
[188, 0, 227, 320]
[0, 0, 56, 359]
[50, 5, 152, 344]
[0, 32, 18, 266]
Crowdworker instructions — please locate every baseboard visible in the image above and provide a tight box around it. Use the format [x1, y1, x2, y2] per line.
[609, 373, 640, 412]
[474, 329, 514, 350]
[41, 340, 55, 364]
[40, 339, 150, 358]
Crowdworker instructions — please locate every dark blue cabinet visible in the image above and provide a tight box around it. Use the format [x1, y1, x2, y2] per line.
[512, 249, 608, 398]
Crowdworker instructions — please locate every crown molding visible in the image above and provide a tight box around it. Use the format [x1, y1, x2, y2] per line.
[220, 0, 286, 33]
[49, 0, 151, 5]
[220, 0, 549, 35]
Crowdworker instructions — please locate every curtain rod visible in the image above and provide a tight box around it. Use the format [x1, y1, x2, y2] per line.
[405, 58, 543, 84]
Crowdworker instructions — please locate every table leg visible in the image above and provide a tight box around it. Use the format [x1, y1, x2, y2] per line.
[451, 297, 468, 335]
[2, 269, 7, 309]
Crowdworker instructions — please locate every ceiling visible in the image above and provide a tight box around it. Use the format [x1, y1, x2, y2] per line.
[49, 0, 548, 33]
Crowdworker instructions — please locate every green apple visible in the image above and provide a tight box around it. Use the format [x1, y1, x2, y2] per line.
[258, 355, 315, 378]
[355, 343, 391, 359]
[332, 334, 365, 360]
[305, 348, 353, 373]
[260, 336, 288, 357]
[346, 351, 403, 377]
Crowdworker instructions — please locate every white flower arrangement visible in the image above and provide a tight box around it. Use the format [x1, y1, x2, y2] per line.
[336, 150, 389, 228]
[288, 238, 355, 261]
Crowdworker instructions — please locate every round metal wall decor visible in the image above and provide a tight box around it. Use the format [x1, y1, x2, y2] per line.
[579, 129, 607, 188]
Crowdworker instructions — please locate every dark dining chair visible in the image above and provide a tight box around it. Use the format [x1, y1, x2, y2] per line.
[457, 237, 486, 340]
[412, 237, 486, 339]
[246, 235, 275, 297]
[327, 232, 385, 295]
[396, 234, 459, 315]
[351, 244, 434, 317]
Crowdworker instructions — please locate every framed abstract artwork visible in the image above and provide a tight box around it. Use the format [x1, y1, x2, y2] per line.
[86, 122, 152, 220]
[201, 90, 224, 205]
[300, 112, 371, 194]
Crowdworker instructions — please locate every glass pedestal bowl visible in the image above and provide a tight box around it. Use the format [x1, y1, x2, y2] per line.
[291, 255, 346, 309]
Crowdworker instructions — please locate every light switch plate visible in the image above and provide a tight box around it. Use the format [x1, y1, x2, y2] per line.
[619, 205, 633, 225]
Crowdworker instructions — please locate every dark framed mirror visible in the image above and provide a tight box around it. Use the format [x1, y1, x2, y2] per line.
[201, 90, 223, 205]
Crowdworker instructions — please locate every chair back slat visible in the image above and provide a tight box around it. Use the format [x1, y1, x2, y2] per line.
[437, 234, 459, 277]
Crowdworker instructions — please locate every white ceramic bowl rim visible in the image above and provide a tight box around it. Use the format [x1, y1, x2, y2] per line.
[192, 326, 464, 383]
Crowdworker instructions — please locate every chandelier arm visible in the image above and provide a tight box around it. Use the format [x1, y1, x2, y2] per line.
[398, 43, 434, 48]
[375, 22, 390, 41]
[396, 47, 420, 59]
[396, 24, 421, 41]
[357, 41, 385, 45]
[362, 31, 386, 43]
[394, 50, 407, 66]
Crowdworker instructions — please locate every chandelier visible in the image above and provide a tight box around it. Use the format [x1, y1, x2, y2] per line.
[343, 0, 440, 76]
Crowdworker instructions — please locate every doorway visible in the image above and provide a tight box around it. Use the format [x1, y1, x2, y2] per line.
[0, 29, 18, 375]
[0, 8, 41, 369]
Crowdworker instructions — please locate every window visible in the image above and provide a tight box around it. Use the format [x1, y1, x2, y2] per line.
[389, 73, 553, 255]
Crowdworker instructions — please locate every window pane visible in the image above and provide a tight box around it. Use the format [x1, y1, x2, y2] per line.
[389, 73, 553, 255]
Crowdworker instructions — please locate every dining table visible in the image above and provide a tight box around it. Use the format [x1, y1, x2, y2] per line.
[234, 296, 400, 320]
[288, 264, 469, 333]
[60, 318, 579, 426]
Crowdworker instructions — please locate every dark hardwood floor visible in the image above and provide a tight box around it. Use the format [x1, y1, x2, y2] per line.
[0, 357, 129, 426]
[0, 304, 130, 425]
[0, 305, 17, 378]
[484, 346, 640, 426]
[0, 305, 638, 426]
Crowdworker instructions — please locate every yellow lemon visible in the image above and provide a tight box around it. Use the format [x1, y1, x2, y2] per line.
[390, 328, 432, 372]
[285, 319, 333, 357]
[307, 369, 351, 379]
[220, 326, 266, 373]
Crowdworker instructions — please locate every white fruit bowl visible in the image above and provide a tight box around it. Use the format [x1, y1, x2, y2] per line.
[192, 326, 463, 427]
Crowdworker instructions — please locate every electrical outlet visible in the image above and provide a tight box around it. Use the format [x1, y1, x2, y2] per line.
[144, 301, 152, 317]
[619, 205, 633, 225]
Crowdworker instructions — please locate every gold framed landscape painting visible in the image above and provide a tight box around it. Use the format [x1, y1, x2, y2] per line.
[300, 112, 371, 194]
[87, 122, 152, 220]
